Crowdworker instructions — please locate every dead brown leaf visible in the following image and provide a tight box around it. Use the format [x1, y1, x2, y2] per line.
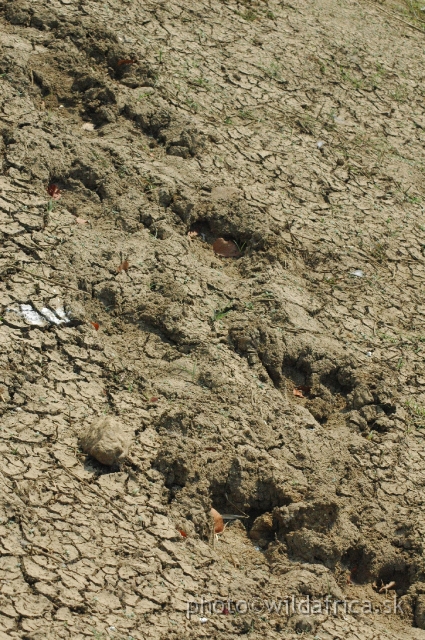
[117, 59, 137, 66]
[211, 507, 224, 534]
[47, 184, 61, 200]
[379, 580, 396, 593]
[117, 259, 129, 273]
[212, 238, 240, 258]
[293, 385, 311, 398]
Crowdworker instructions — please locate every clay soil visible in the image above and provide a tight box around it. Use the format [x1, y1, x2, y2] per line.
[1, 0, 425, 638]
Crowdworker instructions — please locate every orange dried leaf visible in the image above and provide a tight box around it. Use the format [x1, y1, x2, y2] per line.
[149, 397, 159, 403]
[178, 529, 187, 538]
[379, 580, 396, 593]
[47, 184, 61, 200]
[211, 507, 224, 534]
[212, 238, 240, 258]
[117, 58, 137, 66]
[293, 385, 311, 398]
[91, 322, 100, 331]
[75, 217, 87, 224]
[117, 259, 129, 273]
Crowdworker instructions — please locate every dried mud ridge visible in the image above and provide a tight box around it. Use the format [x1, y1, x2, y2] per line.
[0, 0, 425, 638]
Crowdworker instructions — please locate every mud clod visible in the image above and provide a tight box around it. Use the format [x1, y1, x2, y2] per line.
[80, 416, 131, 466]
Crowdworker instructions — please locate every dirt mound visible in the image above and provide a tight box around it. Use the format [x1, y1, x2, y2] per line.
[0, 0, 425, 638]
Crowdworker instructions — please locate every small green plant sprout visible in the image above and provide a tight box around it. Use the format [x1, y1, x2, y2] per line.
[173, 361, 198, 382]
[405, 400, 425, 429]
[234, 239, 247, 254]
[240, 10, 257, 21]
[238, 109, 254, 120]
[192, 76, 210, 90]
[185, 98, 199, 112]
[212, 306, 234, 323]
[264, 62, 282, 79]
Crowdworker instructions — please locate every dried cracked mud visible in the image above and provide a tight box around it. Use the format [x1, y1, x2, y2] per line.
[0, 0, 425, 638]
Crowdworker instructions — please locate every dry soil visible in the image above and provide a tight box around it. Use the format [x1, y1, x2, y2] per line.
[0, 0, 425, 639]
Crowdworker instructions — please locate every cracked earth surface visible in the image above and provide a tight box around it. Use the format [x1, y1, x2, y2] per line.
[0, 0, 425, 638]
